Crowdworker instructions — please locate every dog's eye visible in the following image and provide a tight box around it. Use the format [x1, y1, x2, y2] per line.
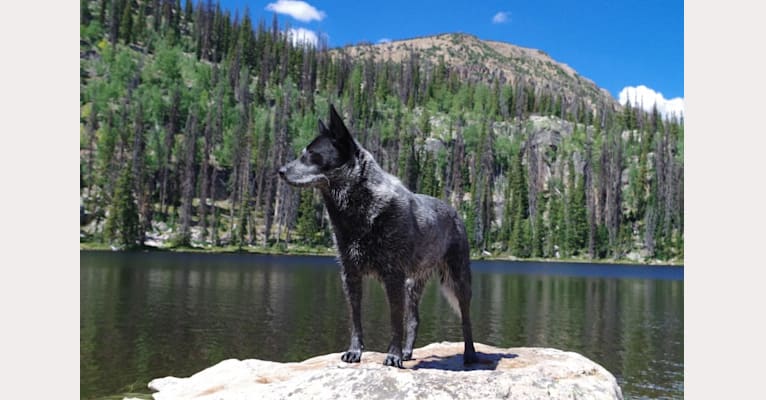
[310, 152, 323, 165]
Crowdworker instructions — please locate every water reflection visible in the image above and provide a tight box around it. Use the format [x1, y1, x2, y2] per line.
[81, 252, 683, 399]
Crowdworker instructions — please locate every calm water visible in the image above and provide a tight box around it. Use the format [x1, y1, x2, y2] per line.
[80, 251, 683, 399]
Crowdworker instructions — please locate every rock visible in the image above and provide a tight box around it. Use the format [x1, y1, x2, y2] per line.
[146, 342, 623, 400]
[424, 137, 446, 153]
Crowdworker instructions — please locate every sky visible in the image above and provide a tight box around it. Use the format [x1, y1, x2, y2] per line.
[219, 0, 684, 116]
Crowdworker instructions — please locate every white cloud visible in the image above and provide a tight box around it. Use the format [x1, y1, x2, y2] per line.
[378, 38, 392, 44]
[288, 27, 319, 47]
[492, 11, 510, 24]
[266, 0, 326, 22]
[619, 85, 685, 119]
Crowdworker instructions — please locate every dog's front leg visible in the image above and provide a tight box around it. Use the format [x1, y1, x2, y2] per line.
[383, 274, 405, 368]
[403, 278, 424, 361]
[341, 269, 364, 363]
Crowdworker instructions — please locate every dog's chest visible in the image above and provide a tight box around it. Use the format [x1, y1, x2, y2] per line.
[337, 218, 412, 270]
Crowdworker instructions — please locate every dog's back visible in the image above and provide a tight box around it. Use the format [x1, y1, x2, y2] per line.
[327, 159, 468, 278]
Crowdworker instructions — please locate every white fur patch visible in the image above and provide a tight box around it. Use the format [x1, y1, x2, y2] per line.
[440, 284, 461, 316]
[347, 240, 362, 262]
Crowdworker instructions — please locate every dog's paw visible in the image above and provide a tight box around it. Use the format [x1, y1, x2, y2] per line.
[402, 350, 413, 361]
[341, 349, 362, 363]
[383, 353, 404, 368]
[463, 351, 478, 365]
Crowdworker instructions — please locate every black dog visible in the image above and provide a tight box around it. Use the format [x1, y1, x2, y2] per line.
[279, 105, 477, 368]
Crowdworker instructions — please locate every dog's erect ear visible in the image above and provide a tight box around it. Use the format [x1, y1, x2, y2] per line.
[318, 118, 329, 134]
[328, 105, 352, 141]
[327, 105, 357, 158]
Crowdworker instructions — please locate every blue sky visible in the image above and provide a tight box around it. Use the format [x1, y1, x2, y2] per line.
[219, 0, 684, 114]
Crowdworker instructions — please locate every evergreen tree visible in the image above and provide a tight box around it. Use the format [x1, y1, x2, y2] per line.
[507, 151, 528, 248]
[549, 183, 566, 257]
[499, 173, 513, 246]
[135, 1, 146, 42]
[295, 189, 320, 245]
[120, 0, 133, 44]
[104, 164, 141, 248]
[418, 107, 431, 137]
[177, 113, 199, 247]
[81, 0, 93, 25]
[98, 0, 108, 26]
[510, 206, 530, 258]
[420, 151, 438, 197]
[531, 191, 545, 257]
[566, 160, 588, 255]
[595, 224, 609, 259]
[185, 0, 194, 21]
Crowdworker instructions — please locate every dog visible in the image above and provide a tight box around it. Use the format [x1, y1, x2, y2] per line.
[278, 105, 477, 368]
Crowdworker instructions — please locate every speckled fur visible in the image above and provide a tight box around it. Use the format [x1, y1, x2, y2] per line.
[279, 105, 477, 367]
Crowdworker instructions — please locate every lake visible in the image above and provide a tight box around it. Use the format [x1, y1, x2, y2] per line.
[80, 251, 683, 399]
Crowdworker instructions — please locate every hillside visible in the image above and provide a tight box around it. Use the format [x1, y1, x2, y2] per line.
[79, 0, 683, 263]
[334, 33, 617, 113]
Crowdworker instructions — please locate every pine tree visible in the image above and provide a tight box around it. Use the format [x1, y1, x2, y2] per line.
[499, 173, 513, 246]
[81, 0, 93, 25]
[296, 190, 320, 245]
[595, 224, 609, 259]
[531, 191, 546, 258]
[104, 164, 141, 248]
[507, 151, 528, 251]
[418, 107, 431, 138]
[135, 1, 146, 43]
[120, 0, 133, 44]
[420, 151, 438, 197]
[546, 187, 564, 258]
[510, 206, 530, 258]
[566, 160, 588, 255]
[177, 113, 199, 247]
[98, 0, 108, 26]
[185, 0, 193, 21]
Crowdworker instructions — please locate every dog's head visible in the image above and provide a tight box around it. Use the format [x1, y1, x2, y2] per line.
[278, 105, 358, 187]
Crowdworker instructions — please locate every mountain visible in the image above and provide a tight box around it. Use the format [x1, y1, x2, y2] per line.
[79, 1, 683, 263]
[333, 33, 618, 112]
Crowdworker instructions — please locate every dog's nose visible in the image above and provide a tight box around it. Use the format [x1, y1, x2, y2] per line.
[278, 166, 287, 178]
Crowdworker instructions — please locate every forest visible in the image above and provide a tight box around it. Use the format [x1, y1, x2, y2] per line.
[79, 0, 684, 263]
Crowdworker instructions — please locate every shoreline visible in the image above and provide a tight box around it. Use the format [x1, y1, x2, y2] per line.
[79, 242, 683, 267]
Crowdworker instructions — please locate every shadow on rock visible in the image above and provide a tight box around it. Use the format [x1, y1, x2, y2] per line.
[411, 352, 518, 371]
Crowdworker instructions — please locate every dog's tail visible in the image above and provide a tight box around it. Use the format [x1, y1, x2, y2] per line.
[439, 275, 462, 316]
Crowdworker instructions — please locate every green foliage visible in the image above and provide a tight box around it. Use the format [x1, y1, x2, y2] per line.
[418, 108, 431, 137]
[547, 186, 565, 257]
[531, 192, 546, 258]
[419, 151, 439, 198]
[120, 0, 133, 44]
[81, 21, 103, 43]
[510, 209, 531, 258]
[595, 224, 609, 259]
[296, 190, 321, 245]
[78, 0, 683, 262]
[566, 160, 588, 255]
[104, 165, 141, 248]
[507, 153, 530, 257]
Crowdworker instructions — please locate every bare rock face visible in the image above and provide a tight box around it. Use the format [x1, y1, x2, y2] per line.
[146, 342, 623, 400]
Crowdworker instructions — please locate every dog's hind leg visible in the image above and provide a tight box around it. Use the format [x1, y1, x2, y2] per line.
[403, 277, 425, 361]
[382, 273, 406, 368]
[445, 247, 478, 364]
[456, 280, 478, 364]
[340, 269, 364, 363]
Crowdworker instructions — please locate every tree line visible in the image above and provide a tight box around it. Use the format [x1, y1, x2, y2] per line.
[80, 0, 684, 261]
